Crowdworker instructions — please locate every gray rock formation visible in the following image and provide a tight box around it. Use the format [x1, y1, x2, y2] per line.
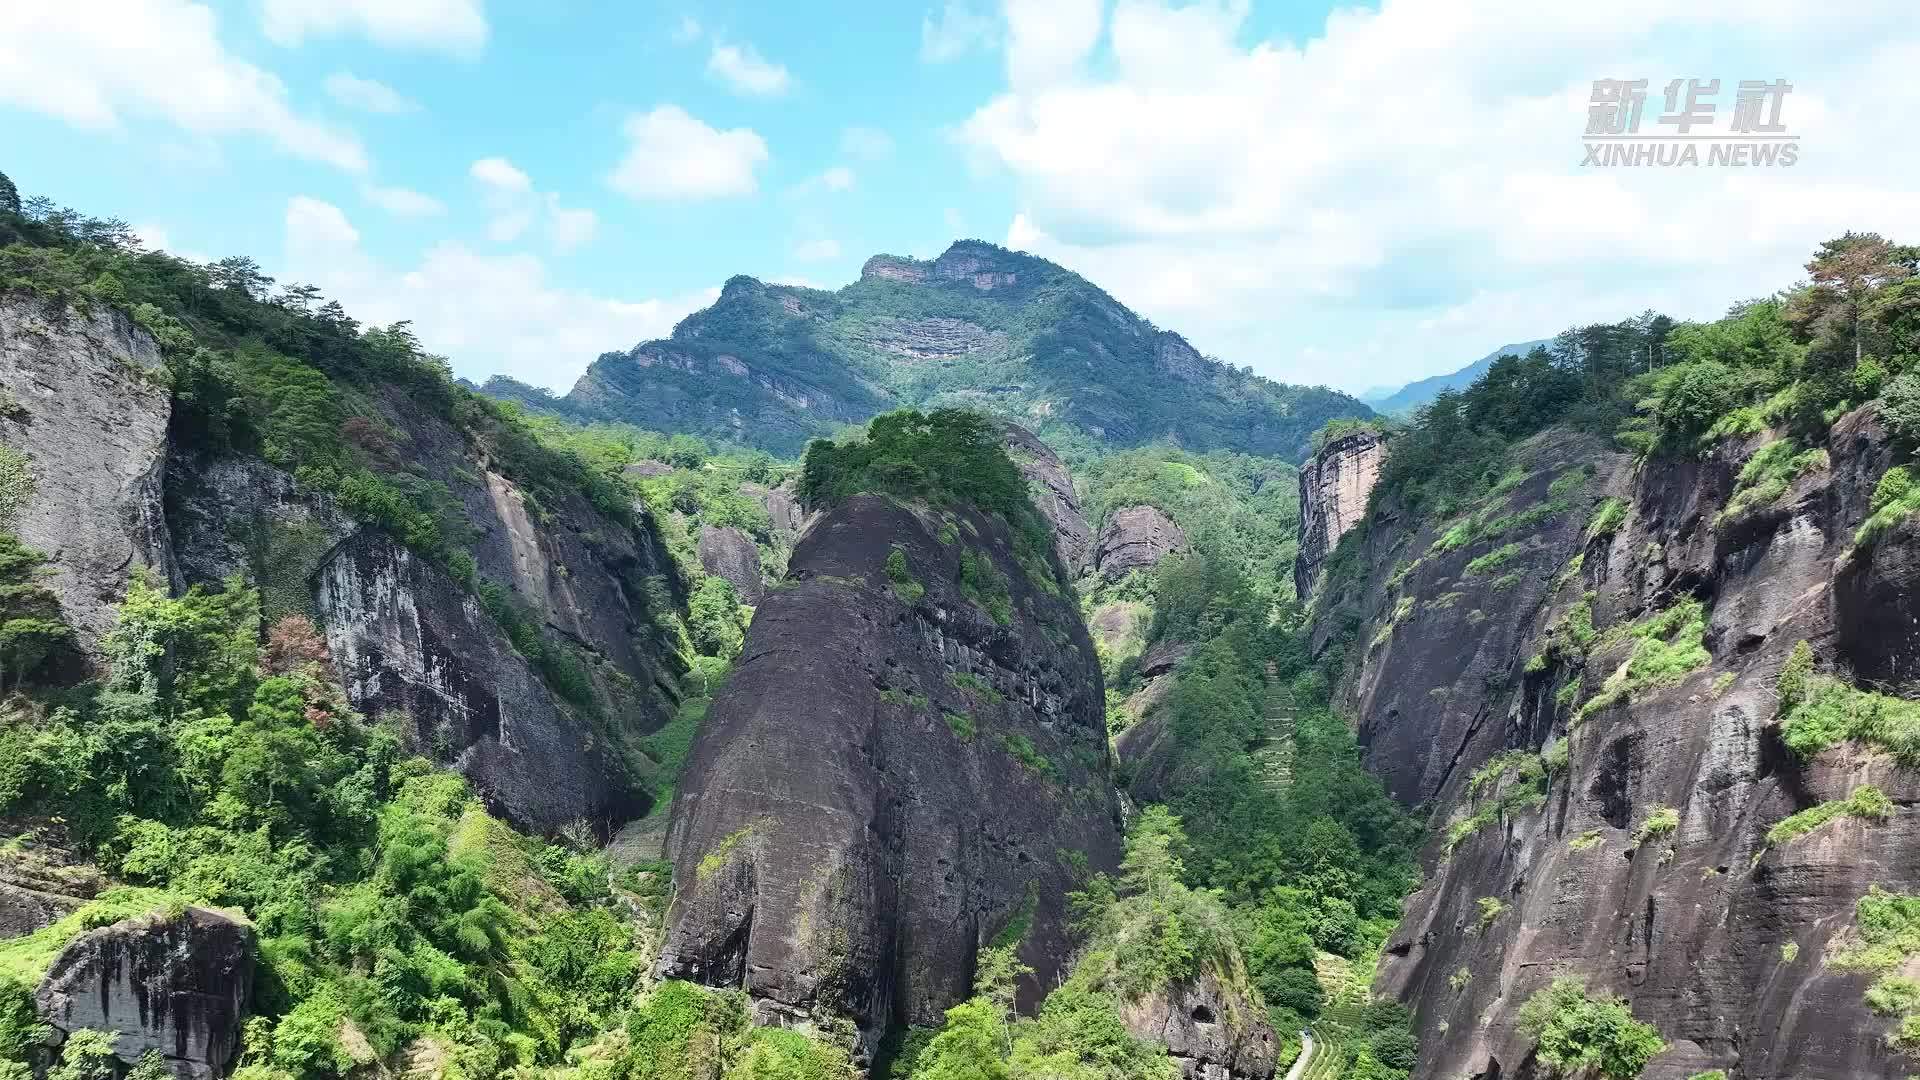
[315, 531, 639, 833]
[1293, 428, 1384, 600]
[0, 821, 105, 939]
[164, 378, 688, 834]
[0, 296, 175, 656]
[656, 494, 1122, 1058]
[1095, 506, 1189, 581]
[36, 906, 254, 1079]
[1315, 412, 1920, 1079]
[697, 524, 764, 605]
[1004, 424, 1093, 575]
[743, 478, 805, 548]
[1117, 971, 1277, 1080]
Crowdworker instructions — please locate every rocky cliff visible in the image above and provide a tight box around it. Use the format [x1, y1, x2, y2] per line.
[36, 906, 255, 1079]
[3, 294, 688, 835]
[1294, 428, 1384, 600]
[1095, 505, 1190, 581]
[656, 493, 1123, 1059]
[1314, 412, 1920, 1079]
[0, 296, 175, 656]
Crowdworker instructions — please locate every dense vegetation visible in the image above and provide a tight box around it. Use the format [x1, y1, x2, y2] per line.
[0, 577, 658, 1080]
[1361, 233, 1918, 523]
[554, 244, 1372, 459]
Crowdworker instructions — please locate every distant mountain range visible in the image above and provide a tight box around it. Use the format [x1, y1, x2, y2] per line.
[482, 241, 1373, 460]
[1360, 339, 1554, 416]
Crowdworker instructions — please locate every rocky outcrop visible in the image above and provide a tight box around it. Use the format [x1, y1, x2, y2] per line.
[165, 377, 688, 835]
[1095, 506, 1189, 581]
[1294, 428, 1384, 600]
[697, 524, 764, 604]
[1318, 412, 1920, 1079]
[1004, 424, 1093, 575]
[1118, 972, 1277, 1080]
[0, 821, 106, 939]
[740, 478, 804, 550]
[36, 906, 255, 1079]
[0, 295, 175, 656]
[656, 494, 1122, 1059]
[315, 532, 640, 833]
[844, 317, 1008, 361]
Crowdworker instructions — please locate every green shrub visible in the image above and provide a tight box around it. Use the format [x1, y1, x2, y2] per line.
[1586, 497, 1627, 541]
[1779, 674, 1920, 764]
[1719, 440, 1827, 524]
[1517, 978, 1666, 1080]
[1633, 807, 1679, 845]
[944, 712, 976, 741]
[885, 545, 925, 605]
[1765, 785, 1892, 846]
[1464, 543, 1524, 576]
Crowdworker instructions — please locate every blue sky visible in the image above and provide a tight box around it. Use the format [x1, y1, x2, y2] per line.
[5, 1, 1919, 396]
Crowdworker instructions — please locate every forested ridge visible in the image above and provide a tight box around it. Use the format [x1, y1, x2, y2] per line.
[8, 156, 1919, 1080]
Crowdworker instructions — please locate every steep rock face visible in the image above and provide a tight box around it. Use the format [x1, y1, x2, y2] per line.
[656, 495, 1122, 1057]
[1117, 971, 1277, 1080]
[0, 295, 175, 655]
[740, 478, 804, 550]
[1095, 506, 1189, 581]
[0, 821, 105, 939]
[165, 384, 688, 834]
[36, 907, 255, 1079]
[315, 532, 639, 832]
[1293, 428, 1384, 600]
[1319, 413, 1920, 1079]
[1004, 423, 1093, 574]
[697, 524, 764, 605]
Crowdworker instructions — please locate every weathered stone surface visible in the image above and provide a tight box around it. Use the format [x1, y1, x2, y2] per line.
[0, 296, 175, 656]
[1318, 412, 1920, 1079]
[1004, 423, 1093, 575]
[1293, 428, 1384, 600]
[315, 532, 641, 833]
[1095, 506, 1189, 581]
[165, 379, 688, 836]
[1117, 971, 1277, 1080]
[741, 478, 805, 550]
[657, 495, 1122, 1059]
[844, 317, 1008, 361]
[697, 524, 764, 605]
[36, 907, 254, 1079]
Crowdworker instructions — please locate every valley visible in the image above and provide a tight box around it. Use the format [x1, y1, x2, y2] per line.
[1, 176, 1918, 1080]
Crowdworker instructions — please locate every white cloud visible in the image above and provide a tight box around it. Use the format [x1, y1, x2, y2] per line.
[672, 15, 701, 44]
[821, 166, 856, 192]
[282, 196, 715, 390]
[960, 0, 1920, 392]
[707, 43, 791, 96]
[471, 156, 532, 195]
[470, 156, 595, 253]
[545, 199, 598, 254]
[794, 237, 842, 262]
[363, 185, 445, 217]
[362, 185, 445, 217]
[261, 0, 486, 55]
[922, 2, 996, 62]
[841, 126, 895, 161]
[608, 106, 769, 201]
[133, 224, 170, 251]
[324, 72, 419, 114]
[1002, 0, 1103, 89]
[0, 0, 367, 171]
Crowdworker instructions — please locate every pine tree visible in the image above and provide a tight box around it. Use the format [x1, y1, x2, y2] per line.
[0, 171, 18, 217]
